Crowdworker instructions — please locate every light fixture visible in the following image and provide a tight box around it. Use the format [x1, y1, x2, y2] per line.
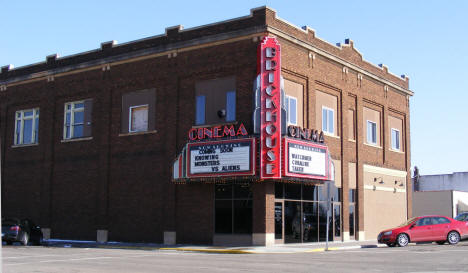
[374, 177, 384, 184]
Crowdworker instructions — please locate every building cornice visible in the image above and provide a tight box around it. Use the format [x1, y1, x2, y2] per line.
[266, 26, 414, 97]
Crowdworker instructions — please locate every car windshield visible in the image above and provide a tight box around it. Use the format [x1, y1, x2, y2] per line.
[398, 217, 417, 227]
[455, 214, 467, 221]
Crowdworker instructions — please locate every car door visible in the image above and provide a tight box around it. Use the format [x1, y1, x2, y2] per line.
[431, 217, 451, 241]
[410, 217, 433, 242]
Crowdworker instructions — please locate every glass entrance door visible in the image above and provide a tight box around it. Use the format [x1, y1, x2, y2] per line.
[274, 202, 283, 244]
[284, 201, 301, 243]
[333, 203, 342, 241]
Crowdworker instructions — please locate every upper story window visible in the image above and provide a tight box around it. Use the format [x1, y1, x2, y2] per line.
[129, 105, 148, 133]
[285, 95, 297, 125]
[284, 79, 303, 127]
[388, 115, 403, 152]
[64, 99, 93, 140]
[316, 90, 337, 136]
[348, 109, 356, 141]
[195, 76, 236, 125]
[322, 106, 334, 135]
[391, 128, 400, 151]
[14, 108, 39, 145]
[366, 120, 377, 145]
[363, 106, 381, 146]
[121, 89, 155, 134]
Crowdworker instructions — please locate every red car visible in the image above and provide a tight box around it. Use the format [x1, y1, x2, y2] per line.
[378, 215, 468, 247]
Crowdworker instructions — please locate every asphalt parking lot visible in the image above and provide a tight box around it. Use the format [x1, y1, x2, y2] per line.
[3, 241, 468, 273]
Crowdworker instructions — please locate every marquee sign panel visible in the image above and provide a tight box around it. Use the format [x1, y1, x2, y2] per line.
[284, 138, 329, 180]
[186, 138, 255, 178]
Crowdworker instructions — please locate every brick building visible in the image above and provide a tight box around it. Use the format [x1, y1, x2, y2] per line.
[0, 7, 413, 246]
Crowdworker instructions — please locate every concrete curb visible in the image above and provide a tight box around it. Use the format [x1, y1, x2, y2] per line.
[40, 240, 386, 254]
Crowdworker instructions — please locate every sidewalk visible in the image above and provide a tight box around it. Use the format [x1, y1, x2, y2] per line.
[43, 239, 386, 254]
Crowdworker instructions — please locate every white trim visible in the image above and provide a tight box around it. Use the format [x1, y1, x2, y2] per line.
[61, 136, 93, 143]
[128, 104, 149, 133]
[363, 164, 407, 178]
[364, 184, 406, 193]
[363, 142, 382, 149]
[12, 143, 39, 148]
[118, 130, 158, 137]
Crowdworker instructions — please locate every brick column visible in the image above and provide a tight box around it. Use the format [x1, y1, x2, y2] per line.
[39, 81, 56, 239]
[252, 181, 275, 246]
[355, 96, 365, 240]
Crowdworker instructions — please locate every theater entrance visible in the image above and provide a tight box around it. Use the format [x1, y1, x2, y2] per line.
[274, 183, 341, 244]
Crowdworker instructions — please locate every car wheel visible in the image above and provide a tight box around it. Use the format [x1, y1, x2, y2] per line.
[397, 233, 409, 247]
[21, 232, 29, 246]
[386, 243, 396, 247]
[447, 231, 460, 245]
[436, 241, 445, 245]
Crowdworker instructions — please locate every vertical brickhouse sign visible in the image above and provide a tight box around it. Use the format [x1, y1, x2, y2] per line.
[259, 37, 281, 179]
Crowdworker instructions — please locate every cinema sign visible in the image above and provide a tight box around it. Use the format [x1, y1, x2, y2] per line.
[186, 138, 255, 178]
[283, 138, 330, 181]
[259, 36, 282, 179]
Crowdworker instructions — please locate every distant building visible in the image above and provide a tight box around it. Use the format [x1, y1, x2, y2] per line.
[413, 172, 468, 218]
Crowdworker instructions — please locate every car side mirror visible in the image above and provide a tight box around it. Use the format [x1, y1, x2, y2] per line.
[409, 223, 416, 229]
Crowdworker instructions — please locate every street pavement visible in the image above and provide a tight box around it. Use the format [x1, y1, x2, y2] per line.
[2, 240, 468, 272]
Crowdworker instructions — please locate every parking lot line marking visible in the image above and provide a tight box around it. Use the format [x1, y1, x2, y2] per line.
[4, 253, 158, 266]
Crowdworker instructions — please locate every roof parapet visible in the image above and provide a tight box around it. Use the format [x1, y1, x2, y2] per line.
[378, 63, 389, 73]
[1, 64, 14, 74]
[46, 54, 59, 64]
[165, 25, 184, 36]
[301, 26, 316, 38]
[344, 38, 354, 48]
[101, 40, 118, 50]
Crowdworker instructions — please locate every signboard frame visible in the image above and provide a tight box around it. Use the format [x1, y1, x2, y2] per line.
[186, 138, 256, 178]
[259, 36, 282, 179]
[283, 137, 330, 180]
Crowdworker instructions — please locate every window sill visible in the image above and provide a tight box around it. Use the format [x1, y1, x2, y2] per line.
[364, 143, 382, 149]
[119, 130, 157, 137]
[389, 149, 405, 154]
[348, 139, 356, 143]
[192, 121, 238, 129]
[324, 133, 340, 139]
[11, 143, 39, 148]
[61, 137, 93, 143]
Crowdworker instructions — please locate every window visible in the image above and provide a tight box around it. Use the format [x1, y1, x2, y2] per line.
[226, 91, 236, 122]
[129, 105, 148, 132]
[195, 95, 206, 125]
[348, 109, 355, 140]
[285, 95, 297, 125]
[322, 107, 334, 135]
[366, 120, 377, 145]
[432, 217, 450, 224]
[416, 217, 432, 226]
[391, 128, 400, 150]
[215, 183, 252, 234]
[195, 76, 236, 125]
[14, 108, 39, 145]
[64, 101, 84, 139]
[121, 89, 155, 134]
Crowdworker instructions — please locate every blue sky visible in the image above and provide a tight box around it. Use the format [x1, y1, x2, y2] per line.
[2, 1, 467, 175]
